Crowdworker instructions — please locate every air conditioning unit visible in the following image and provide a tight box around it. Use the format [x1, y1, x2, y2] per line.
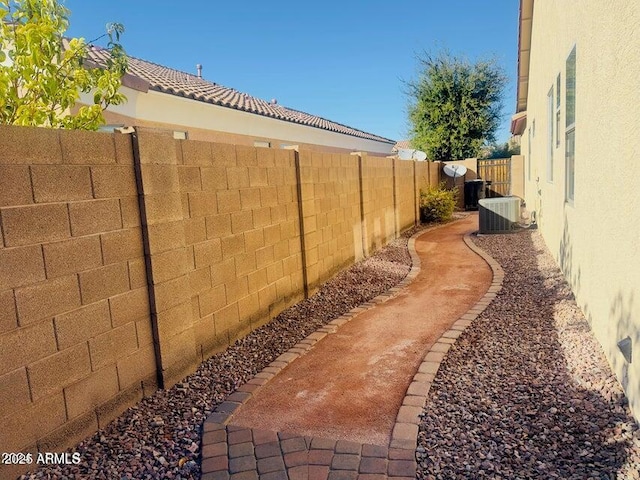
[478, 197, 521, 234]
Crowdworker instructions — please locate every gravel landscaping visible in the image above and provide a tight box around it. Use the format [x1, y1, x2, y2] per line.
[417, 229, 640, 480]
[20, 225, 418, 480]
[19, 220, 640, 480]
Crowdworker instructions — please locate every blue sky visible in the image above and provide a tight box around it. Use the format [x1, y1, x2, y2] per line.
[65, 0, 519, 143]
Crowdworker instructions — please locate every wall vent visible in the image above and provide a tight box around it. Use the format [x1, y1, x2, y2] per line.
[478, 197, 521, 233]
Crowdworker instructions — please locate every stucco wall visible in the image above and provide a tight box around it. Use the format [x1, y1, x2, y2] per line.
[82, 87, 395, 156]
[520, 0, 640, 420]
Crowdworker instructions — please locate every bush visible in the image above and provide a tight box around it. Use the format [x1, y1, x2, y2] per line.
[420, 182, 458, 223]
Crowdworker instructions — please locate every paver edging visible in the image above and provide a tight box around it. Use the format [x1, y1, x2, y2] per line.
[391, 229, 504, 470]
[200, 215, 475, 478]
[203, 215, 472, 429]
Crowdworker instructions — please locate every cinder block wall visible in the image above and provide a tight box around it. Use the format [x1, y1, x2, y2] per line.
[394, 159, 417, 233]
[299, 151, 362, 294]
[0, 126, 155, 479]
[0, 125, 445, 478]
[361, 156, 396, 255]
[134, 131, 306, 388]
[178, 140, 305, 361]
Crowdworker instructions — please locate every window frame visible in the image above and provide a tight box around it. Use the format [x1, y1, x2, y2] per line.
[565, 46, 576, 204]
[527, 125, 532, 182]
[547, 86, 554, 182]
[555, 73, 561, 148]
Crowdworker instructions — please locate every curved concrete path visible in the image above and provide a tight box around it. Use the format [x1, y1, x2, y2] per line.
[200, 214, 497, 480]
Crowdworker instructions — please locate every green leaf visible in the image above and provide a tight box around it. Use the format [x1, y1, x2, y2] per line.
[0, 0, 127, 130]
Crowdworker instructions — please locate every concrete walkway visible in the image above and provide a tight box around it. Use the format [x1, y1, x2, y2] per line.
[200, 214, 503, 480]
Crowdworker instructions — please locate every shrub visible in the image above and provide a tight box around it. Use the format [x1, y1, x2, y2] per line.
[420, 182, 458, 223]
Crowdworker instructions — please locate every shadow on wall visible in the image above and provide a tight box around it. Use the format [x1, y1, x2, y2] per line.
[420, 229, 635, 478]
[558, 212, 582, 296]
[610, 291, 637, 395]
[557, 202, 638, 423]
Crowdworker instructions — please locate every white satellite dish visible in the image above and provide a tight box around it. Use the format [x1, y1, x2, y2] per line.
[413, 150, 427, 161]
[397, 148, 414, 160]
[397, 148, 428, 161]
[443, 164, 468, 179]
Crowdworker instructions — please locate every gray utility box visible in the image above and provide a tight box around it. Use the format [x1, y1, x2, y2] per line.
[478, 197, 521, 233]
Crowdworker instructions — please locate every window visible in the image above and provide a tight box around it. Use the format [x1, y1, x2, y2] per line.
[565, 46, 576, 203]
[555, 73, 561, 148]
[547, 87, 554, 182]
[254, 140, 270, 148]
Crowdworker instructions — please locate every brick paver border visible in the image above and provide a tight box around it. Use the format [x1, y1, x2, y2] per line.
[201, 215, 503, 479]
[389, 231, 504, 452]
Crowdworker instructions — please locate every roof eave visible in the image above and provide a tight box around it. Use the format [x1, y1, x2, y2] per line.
[516, 0, 534, 113]
[510, 111, 527, 135]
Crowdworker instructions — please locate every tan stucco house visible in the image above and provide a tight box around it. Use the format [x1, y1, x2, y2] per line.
[513, 0, 640, 421]
[82, 47, 395, 156]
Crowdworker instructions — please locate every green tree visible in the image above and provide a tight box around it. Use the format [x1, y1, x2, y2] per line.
[0, 0, 127, 130]
[481, 141, 521, 159]
[407, 50, 507, 161]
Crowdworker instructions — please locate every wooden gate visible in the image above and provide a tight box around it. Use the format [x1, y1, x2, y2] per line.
[477, 158, 511, 197]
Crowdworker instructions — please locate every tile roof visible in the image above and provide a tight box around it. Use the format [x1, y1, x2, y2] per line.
[393, 139, 413, 151]
[85, 45, 395, 145]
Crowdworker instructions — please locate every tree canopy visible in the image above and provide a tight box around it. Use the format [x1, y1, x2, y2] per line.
[0, 0, 127, 130]
[407, 50, 507, 161]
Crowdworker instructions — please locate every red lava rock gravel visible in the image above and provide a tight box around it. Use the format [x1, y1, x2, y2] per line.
[417, 229, 640, 480]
